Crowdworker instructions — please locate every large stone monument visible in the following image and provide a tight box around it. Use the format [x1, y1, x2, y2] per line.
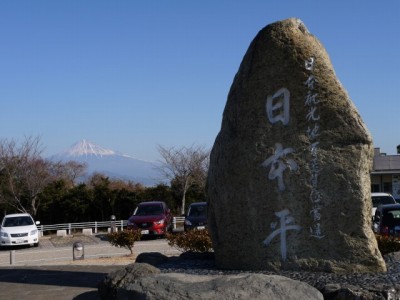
[207, 18, 386, 273]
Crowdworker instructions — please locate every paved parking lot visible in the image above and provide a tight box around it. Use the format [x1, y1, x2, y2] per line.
[0, 265, 123, 299]
[0, 234, 180, 266]
[0, 234, 181, 299]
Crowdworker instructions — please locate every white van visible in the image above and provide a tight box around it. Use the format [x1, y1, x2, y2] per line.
[372, 192, 397, 216]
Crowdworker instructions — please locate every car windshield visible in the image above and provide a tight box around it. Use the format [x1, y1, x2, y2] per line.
[3, 216, 34, 227]
[381, 209, 400, 227]
[372, 196, 396, 207]
[188, 205, 207, 217]
[134, 204, 163, 216]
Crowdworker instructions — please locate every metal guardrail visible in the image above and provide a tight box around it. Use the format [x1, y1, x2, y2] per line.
[39, 217, 185, 235]
[39, 220, 126, 235]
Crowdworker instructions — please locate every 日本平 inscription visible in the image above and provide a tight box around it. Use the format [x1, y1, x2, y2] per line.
[262, 87, 300, 261]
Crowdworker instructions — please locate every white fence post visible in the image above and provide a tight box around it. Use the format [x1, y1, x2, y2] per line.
[94, 221, 98, 234]
[172, 217, 185, 231]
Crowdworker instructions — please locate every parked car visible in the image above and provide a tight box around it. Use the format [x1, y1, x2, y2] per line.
[0, 213, 40, 247]
[372, 204, 400, 236]
[372, 192, 397, 216]
[127, 201, 172, 237]
[184, 202, 207, 231]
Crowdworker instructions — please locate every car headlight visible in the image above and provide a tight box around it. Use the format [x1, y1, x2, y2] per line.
[30, 229, 38, 235]
[154, 219, 165, 225]
[184, 219, 192, 226]
[0, 231, 8, 238]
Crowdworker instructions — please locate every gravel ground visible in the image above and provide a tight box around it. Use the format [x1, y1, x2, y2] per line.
[155, 253, 400, 299]
[49, 234, 101, 247]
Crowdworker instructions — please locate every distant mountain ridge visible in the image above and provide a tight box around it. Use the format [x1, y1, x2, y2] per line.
[53, 139, 161, 186]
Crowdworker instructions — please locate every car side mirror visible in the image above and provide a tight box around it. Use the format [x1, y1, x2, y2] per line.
[35, 221, 40, 225]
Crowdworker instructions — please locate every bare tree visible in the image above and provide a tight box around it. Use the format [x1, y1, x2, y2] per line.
[0, 136, 57, 216]
[157, 145, 210, 215]
[52, 160, 87, 187]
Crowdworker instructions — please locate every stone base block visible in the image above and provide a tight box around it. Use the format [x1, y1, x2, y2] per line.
[82, 228, 92, 235]
[56, 230, 67, 237]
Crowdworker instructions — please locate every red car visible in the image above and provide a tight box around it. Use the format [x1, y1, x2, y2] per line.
[127, 201, 172, 237]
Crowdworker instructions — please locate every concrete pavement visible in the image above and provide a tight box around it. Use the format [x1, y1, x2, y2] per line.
[0, 234, 180, 266]
[0, 265, 123, 300]
[0, 234, 181, 299]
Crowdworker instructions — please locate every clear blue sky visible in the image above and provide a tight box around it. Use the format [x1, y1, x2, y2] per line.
[1, 1, 399, 161]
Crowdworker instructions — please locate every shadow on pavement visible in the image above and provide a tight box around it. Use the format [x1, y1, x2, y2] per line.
[0, 268, 105, 288]
[0, 265, 123, 299]
[73, 291, 98, 299]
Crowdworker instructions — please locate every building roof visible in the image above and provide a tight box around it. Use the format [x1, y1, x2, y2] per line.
[373, 148, 400, 174]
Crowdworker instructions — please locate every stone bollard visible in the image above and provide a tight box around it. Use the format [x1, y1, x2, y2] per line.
[73, 242, 84, 261]
[110, 215, 116, 233]
[10, 250, 15, 265]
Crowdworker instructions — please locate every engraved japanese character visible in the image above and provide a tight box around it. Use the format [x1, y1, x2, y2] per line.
[266, 88, 290, 125]
[261, 143, 298, 191]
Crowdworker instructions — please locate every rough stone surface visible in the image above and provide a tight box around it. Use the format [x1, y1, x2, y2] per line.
[100, 264, 323, 300]
[98, 253, 400, 300]
[206, 18, 385, 273]
[98, 263, 160, 300]
[159, 254, 400, 299]
[321, 284, 380, 300]
[135, 252, 168, 266]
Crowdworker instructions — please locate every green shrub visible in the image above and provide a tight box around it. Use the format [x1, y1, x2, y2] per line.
[166, 229, 213, 253]
[375, 234, 400, 255]
[107, 229, 141, 254]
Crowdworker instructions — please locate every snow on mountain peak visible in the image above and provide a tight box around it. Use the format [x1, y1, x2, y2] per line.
[65, 139, 116, 157]
[53, 139, 160, 185]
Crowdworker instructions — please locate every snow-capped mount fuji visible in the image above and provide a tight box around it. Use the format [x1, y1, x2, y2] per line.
[64, 139, 117, 157]
[53, 140, 161, 186]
